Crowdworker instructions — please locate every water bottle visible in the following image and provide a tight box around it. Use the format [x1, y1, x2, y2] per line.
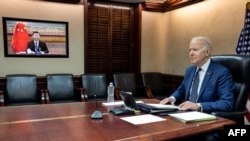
[107, 82, 114, 102]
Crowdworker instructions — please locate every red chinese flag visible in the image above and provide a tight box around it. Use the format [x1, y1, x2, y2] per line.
[11, 22, 30, 53]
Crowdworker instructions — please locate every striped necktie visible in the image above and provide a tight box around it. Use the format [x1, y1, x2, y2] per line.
[35, 41, 39, 53]
[189, 67, 202, 102]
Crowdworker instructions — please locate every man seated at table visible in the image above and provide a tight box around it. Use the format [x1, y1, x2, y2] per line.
[160, 36, 234, 141]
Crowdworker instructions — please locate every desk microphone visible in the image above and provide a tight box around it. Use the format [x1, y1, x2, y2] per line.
[91, 95, 103, 119]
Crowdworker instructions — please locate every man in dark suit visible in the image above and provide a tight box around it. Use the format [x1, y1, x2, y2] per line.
[160, 36, 234, 140]
[160, 36, 234, 112]
[26, 31, 49, 54]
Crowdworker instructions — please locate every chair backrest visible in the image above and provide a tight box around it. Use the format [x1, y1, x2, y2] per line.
[211, 54, 250, 112]
[46, 73, 77, 103]
[81, 73, 107, 100]
[5, 74, 40, 106]
[141, 72, 165, 96]
[113, 73, 137, 94]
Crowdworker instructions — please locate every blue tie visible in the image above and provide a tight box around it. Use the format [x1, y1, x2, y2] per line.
[189, 67, 201, 102]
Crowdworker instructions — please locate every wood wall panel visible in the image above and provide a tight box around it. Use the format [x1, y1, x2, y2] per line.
[85, 1, 140, 82]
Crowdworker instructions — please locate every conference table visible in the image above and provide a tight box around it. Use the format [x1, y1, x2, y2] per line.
[0, 99, 235, 141]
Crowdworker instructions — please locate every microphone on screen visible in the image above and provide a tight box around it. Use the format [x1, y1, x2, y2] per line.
[91, 95, 103, 119]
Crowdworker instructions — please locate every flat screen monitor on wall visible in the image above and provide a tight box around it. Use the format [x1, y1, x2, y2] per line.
[2, 17, 69, 58]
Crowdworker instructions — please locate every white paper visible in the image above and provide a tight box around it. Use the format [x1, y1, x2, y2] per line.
[146, 103, 179, 109]
[102, 100, 144, 107]
[120, 114, 166, 125]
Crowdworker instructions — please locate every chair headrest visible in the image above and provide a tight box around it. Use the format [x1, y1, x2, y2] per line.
[211, 54, 250, 84]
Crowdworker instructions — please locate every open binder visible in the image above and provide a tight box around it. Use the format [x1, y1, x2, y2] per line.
[137, 103, 179, 115]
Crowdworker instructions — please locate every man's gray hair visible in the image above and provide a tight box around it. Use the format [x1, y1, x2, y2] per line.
[191, 36, 213, 51]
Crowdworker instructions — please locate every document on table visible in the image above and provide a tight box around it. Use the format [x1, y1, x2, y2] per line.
[102, 100, 144, 107]
[120, 114, 166, 125]
[145, 103, 179, 110]
[168, 111, 216, 123]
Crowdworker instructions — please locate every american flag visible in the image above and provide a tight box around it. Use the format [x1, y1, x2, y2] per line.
[236, 3, 250, 125]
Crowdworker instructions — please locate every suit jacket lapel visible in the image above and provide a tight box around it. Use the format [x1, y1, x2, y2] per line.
[198, 62, 214, 100]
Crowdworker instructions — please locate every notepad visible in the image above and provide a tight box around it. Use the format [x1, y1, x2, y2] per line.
[168, 111, 216, 122]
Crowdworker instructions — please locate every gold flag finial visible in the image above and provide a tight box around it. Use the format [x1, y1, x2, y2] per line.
[247, 1, 250, 10]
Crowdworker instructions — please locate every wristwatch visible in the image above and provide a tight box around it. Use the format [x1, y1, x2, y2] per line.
[196, 103, 202, 111]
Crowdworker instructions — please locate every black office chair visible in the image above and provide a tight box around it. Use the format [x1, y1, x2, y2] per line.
[141, 72, 176, 100]
[45, 73, 84, 104]
[211, 54, 250, 125]
[113, 73, 152, 100]
[81, 73, 108, 101]
[0, 74, 45, 106]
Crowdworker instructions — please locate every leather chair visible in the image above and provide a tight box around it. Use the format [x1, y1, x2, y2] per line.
[113, 73, 152, 100]
[0, 74, 45, 106]
[211, 54, 250, 125]
[81, 73, 107, 101]
[45, 73, 84, 104]
[141, 72, 175, 100]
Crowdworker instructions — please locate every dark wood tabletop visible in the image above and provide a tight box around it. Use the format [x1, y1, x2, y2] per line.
[0, 99, 235, 141]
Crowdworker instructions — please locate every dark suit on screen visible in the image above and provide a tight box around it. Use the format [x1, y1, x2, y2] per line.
[26, 40, 49, 54]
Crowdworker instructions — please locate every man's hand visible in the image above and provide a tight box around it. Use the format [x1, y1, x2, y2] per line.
[27, 48, 35, 54]
[160, 97, 175, 105]
[178, 101, 200, 111]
